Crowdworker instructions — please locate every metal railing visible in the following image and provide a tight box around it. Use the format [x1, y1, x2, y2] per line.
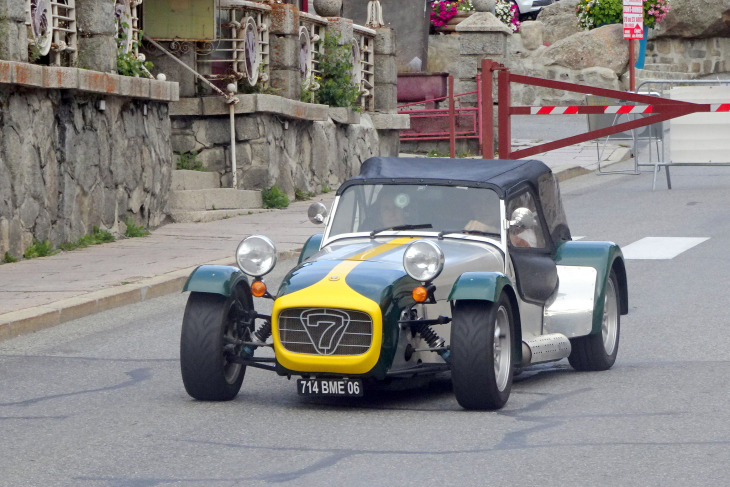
[353, 24, 376, 111]
[26, 0, 78, 66]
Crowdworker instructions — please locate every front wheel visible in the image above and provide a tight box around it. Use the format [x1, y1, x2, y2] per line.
[451, 296, 515, 410]
[180, 290, 251, 400]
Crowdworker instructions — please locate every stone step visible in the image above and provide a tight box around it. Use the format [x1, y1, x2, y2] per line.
[635, 70, 701, 81]
[168, 209, 269, 224]
[172, 170, 220, 190]
[641, 63, 683, 73]
[168, 189, 263, 211]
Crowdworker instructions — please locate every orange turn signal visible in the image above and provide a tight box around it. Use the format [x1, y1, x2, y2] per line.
[251, 281, 267, 297]
[412, 286, 428, 303]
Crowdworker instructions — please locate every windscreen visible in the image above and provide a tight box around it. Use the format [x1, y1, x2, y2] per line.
[329, 184, 501, 238]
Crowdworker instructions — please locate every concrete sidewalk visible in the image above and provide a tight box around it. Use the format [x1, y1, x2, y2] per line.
[0, 144, 630, 340]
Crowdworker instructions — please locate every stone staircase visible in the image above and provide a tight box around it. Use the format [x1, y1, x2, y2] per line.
[167, 170, 263, 223]
[636, 62, 701, 83]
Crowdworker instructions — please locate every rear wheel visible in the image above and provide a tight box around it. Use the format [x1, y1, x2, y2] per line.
[451, 295, 514, 410]
[180, 288, 252, 400]
[568, 270, 620, 371]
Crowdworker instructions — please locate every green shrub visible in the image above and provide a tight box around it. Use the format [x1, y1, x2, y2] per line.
[116, 28, 154, 77]
[24, 240, 57, 259]
[125, 217, 150, 238]
[59, 226, 116, 251]
[262, 185, 290, 209]
[427, 149, 448, 158]
[322, 184, 331, 194]
[2, 251, 17, 264]
[295, 188, 314, 201]
[176, 151, 208, 171]
[314, 33, 361, 109]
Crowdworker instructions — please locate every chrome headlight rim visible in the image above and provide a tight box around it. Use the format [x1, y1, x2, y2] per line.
[235, 235, 278, 277]
[403, 239, 445, 283]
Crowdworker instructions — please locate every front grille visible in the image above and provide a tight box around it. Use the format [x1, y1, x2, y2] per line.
[278, 308, 373, 356]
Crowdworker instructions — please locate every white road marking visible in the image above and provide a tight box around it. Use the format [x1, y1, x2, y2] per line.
[621, 237, 709, 260]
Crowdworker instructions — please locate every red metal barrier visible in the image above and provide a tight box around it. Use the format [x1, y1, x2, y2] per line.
[482, 58, 719, 160]
[397, 75, 483, 158]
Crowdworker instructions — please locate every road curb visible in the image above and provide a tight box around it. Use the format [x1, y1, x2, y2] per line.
[0, 249, 300, 342]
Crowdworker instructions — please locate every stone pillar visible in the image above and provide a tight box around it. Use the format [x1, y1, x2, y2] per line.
[270, 3, 301, 100]
[0, 0, 28, 62]
[455, 12, 511, 106]
[327, 17, 354, 46]
[373, 27, 397, 113]
[76, 0, 117, 72]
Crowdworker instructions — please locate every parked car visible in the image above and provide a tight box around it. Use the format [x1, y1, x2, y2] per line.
[515, 0, 554, 20]
[179, 157, 628, 410]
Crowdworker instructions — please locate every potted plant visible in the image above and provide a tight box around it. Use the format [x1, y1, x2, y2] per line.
[575, 0, 671, 31]
[431, 0, 475, 33]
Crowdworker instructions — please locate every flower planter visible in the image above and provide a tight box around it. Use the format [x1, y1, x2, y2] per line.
[397, 72, 450, 103]
[436, 12, 473, 33]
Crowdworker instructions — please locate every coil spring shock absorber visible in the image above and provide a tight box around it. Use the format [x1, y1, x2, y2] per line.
[242, 320, 272, 359]
[411, 321, 451, 363]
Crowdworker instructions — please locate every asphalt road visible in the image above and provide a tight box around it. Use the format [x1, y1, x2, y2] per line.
[2, 163, 730, 486]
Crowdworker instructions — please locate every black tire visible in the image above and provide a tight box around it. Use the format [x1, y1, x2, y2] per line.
[568, 270, 621, 371]
[180, 290, 251, 400]
[451, 295, 515, 410]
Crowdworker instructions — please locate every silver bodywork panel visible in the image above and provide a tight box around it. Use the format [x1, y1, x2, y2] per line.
[543, 265, 598, 338]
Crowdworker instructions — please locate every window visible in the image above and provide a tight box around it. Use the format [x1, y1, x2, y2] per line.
[507, 191, 546, 250]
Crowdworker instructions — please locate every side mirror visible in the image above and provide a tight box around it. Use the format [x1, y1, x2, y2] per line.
[308, 202, 329, 225]
[509, 207, 537, 230]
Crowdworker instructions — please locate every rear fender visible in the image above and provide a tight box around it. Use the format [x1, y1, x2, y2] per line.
[554, 241, 628, 336]
[183, 265, 251, 298]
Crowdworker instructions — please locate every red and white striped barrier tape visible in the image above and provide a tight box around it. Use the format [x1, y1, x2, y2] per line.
[530, 104, 730, 115]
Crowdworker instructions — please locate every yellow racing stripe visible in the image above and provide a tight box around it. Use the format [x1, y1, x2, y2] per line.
[272, 237, 415, 375]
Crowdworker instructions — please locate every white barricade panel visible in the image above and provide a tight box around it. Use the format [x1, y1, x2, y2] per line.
[670, 86, 730, 163]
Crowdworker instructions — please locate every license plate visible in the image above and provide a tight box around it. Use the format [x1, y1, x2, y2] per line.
[297, 378, 363, 397]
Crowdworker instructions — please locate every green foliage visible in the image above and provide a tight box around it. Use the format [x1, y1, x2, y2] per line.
[176, 151, 208, 171]
[427, 149, 449, 158]
[314, 33, 360, 109]
[295, 188, 314, 201]
[2, 251, 18, 264]
[59, 227, 116, 251]
[28, 43, 42, 63]
[116, 27, 154, 77]
[239, 63, 278, 95]
[457, 151, 474, 158]
[24, 240, 58, 259]
[300, 79, 317, 103]
[321, 183, 331, 194]
[125, 217, 150, 238]
[262, 185, 290, 209]
[575, 0, 623, 30]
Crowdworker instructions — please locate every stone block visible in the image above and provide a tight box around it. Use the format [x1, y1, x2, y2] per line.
[269, 68, 301, 100]
[374, 83, 397, 112]
[270, 34, 299, 69]
[13, 62, 43, 87]
[149, 79, 171, 100]
[455, 11, 512, 34]
[235, 116, 261, 141]
[44, 66, 80, 89]
[370, 113, 410, 130]
[75, 0, 116, 35]
[170, 81, 180, 101]
[0, 59, 13, 83]
[328, 107, 360, 124]
[0, 19, 28, 62]
[328, 17, 354, 45]
[520, 21, 544, 51]
[270, 3, 299, 35]
[170, 97, 204, 116]
[458, 57, 479, 79]
[171, 134, 197, 154]
[171, 170, 220, 191]
[460, 33, 508, 56]
[203, 118, 233, 146]
[77, 35, 117, 73]
[689, 50, 706, 59]
[374, 54, 397, 85]
[78, 70, 113, 93]
[129, 77, 151, 98]
[201, 95, 228, 116]
[374, 28, 396, 56]
[0, 0, 26, 22]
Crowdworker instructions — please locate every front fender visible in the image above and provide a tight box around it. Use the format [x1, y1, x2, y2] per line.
[183, 265, 250, 297]
[297, 234, 323, 265]
[448, 272, 512, 303]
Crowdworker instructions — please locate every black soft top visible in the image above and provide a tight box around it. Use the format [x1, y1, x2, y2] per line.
[338, 157, 552, 198]
[338, 157, 571, 245]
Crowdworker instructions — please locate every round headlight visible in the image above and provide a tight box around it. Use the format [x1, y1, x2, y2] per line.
[236, 235, 277, 277]
[403, 240, 445, 282]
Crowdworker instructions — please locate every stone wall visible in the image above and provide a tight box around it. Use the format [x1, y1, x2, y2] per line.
[171, 108, 399, 197]
[0, 86, 173, 258]
[645, 37, 730, 76]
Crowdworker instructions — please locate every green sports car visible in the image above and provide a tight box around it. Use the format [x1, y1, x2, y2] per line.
[179, 157, 628, 410]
